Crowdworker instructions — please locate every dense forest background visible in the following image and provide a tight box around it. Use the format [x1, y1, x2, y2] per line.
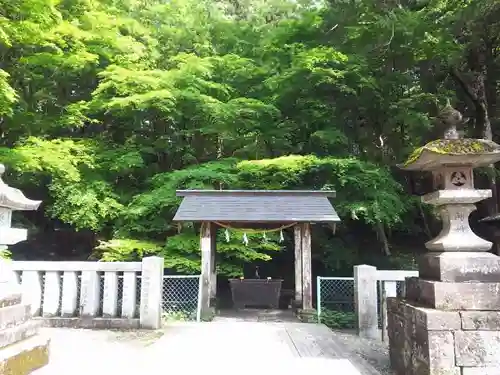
[1, 0, 499, 277]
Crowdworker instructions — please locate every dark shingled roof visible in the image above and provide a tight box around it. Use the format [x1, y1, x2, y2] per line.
[173, 190, 340, 223]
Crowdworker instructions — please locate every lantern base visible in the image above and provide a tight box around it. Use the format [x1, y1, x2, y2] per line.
[425, 234, 492, 252]
[405, 277, 500, 310]
[419, 251, 500, 282]
[424, 203, 492, 252]
[388, 298, 500, 375]
[388, 251, 500, 374]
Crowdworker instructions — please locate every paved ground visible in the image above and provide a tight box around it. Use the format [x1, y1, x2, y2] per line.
[33, 311, 388, 375]
[32, 328, 165, 374]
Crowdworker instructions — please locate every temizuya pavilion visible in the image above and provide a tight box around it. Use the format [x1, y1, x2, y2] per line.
[173, 190, 341, 316]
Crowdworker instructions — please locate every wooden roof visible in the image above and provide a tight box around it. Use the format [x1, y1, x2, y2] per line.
[173, 190, 340, 223]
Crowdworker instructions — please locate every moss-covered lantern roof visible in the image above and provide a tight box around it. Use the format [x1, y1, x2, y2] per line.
[400, 139, 500, 171]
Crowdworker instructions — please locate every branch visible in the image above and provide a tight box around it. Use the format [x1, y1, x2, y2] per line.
[449, 67, 479, 106]
[326, 24, 338, 34]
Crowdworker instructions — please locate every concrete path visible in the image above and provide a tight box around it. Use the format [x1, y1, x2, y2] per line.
[33, 321, 384, 375]
[147, 321, 368, 374]
[32, 328, 162, 374]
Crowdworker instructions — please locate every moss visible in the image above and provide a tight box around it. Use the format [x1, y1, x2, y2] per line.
[404, 139, 499, 166]
[238, 154, 318, 171]
[0, 342, 49, 375]
[0, 295, 21, 308]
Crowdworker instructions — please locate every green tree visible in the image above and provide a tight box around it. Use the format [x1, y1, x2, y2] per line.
[0, 0, 499, 274]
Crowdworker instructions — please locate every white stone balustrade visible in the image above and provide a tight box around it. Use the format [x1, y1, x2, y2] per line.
[10, 256, 164, 329]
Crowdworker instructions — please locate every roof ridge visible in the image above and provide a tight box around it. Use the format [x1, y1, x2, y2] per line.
[176, 190, 336, 197]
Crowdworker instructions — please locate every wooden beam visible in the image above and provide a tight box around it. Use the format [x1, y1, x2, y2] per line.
[294, 225, 303, 305]
[301, 223, 312, 310]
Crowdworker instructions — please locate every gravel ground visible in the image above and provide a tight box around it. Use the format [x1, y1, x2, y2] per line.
[334, 329, 391, 375]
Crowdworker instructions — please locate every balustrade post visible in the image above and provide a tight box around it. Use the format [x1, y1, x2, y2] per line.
[139, 256, 164, 329]
[354, 264, 378, 339]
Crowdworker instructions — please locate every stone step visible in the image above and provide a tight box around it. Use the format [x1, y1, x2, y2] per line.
[0, 294, 21, 309]
[0, 304, 31, 330]
[0, 320, 42, 350]
[0, 334, 49, 375]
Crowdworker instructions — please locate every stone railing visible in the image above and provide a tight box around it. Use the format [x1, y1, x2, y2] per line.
[354, 265, 418, 340]
[10, 256, 164, 330]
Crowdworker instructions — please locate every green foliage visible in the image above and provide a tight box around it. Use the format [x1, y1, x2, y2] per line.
[0, 247, 12, 259]
[13, 138, 95, 182]
[0, 70, 17, 116]
[318, 309, 356, 330]
[107, 154, 408, 275]
[122, 159, 239, 236]
[238, 155, 409, 226]
[48, 179, 124, 231]
[94, 239, 162, 261]
[1, 0, 498, 276]
[97, 228, 284, 277]
[162, 310, 195, 322]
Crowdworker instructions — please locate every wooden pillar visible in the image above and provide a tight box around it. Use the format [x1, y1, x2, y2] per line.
[200, 221, 216, 316]
[301, 223, 312, 310]
[209, 224, 217, 304]
[294, 225, 303, 305]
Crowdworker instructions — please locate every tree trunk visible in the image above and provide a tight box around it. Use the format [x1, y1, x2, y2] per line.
[450, 43, 499, 252]
[418, 200, 433, 240]
[375, 222, 391, 256]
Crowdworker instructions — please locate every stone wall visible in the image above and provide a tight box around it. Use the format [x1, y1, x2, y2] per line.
[388, 261, 500, 375]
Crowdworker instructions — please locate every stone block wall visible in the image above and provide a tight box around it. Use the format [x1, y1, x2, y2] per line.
[387, 252, 500, 375]
[388, 291, 500, 374]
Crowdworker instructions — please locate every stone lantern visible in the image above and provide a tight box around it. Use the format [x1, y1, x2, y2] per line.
[0, 164, 50, 374]
[387, 106, 500, 375]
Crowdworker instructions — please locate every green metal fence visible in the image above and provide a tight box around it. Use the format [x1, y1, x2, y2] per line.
[317, 276, 405, 328]
[316, 276, 355, 324]
[162, 275, 202, 321]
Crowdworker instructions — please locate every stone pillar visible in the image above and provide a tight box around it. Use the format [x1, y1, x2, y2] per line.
[20, 270, 42, 316]
[103, 271, 119, 317]
[80, 270, 101, 317]
[388, 130, 500, 375]
[121, 271, 138, 319]
[42, 271, 61, 317]
[354, 265, 379, 339]
[61, 271, 78, 317]
[139, 256, 164, 329]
